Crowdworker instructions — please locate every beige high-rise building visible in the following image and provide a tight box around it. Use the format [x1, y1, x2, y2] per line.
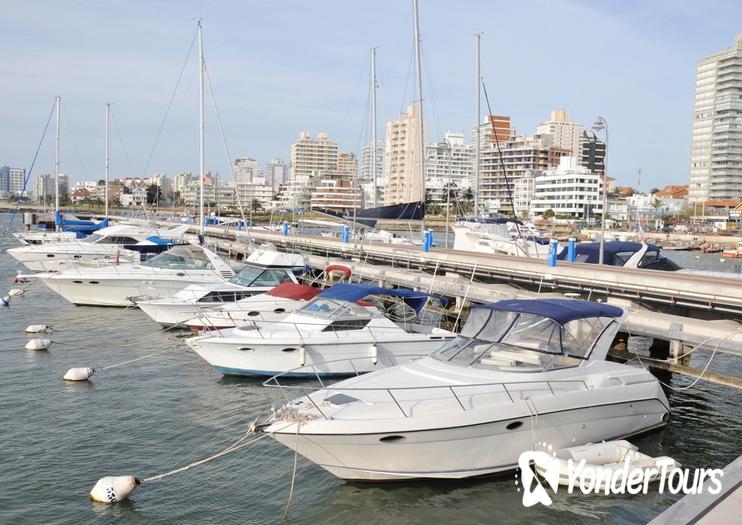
[337, 152, 358, 177]
[384, 104, 427, 205]
[689, 34, 742, 202]
[535, 109, 583, 158]
[290, 131, 338, 180]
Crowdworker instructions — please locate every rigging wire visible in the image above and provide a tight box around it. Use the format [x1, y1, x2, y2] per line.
[202, 60, 248, 228]
[421, 48, 446, 140]
[109, 108, 136, 179]
[481, 77, 529, 256]
[399, 44, 415, 115]
[63, 111, 90, 181]
[141, 28, 198, 179]
[6, 100, 56, 231]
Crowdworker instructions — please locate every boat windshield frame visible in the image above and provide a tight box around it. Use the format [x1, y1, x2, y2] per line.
[432, 309, 616, 372]
[140, 246, 214, 270]
[298, 297, 378, 320]
[229, 264, 291, 288]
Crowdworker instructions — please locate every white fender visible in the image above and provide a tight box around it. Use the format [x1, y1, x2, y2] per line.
[25, 338, 52, 350]
[8, 289, 24, 298]
[371, 344, 378, 365]
[64, 368, 95, 381]
[26, 324, 50, 333]
[89, 475, 140, 503]
[298, 346, 306, 367]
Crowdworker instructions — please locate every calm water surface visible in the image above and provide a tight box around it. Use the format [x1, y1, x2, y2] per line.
[0, 216, 740, 524]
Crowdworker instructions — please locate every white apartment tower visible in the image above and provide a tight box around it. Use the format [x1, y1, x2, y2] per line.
[425, 132, 473, 189]
[689, 34, 742, 202]
[383, 104, 426, 205]
[290, 132, 338, 180]
[535, 109, 584, 158]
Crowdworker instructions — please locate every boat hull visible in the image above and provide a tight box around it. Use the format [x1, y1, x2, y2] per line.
[269, 398, 668, 480]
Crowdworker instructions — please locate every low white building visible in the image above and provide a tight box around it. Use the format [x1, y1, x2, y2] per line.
[310, 173, 363, 213]
[529, 156, 603, 221]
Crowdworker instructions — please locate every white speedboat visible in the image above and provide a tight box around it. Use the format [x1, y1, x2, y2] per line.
[259, 298, 669, 481]
[183, 281, 323, 332]
[32, 244, 236, 306]
[453, 217, 552, 258]
[136, 248, 308, 326]
[7, 223, 189, 271]
[185, 283, 454, 377]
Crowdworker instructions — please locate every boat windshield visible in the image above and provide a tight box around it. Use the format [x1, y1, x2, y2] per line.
[141, 246, 214, 270]
[81, 234, 104, 243]
[432, 309, 613, 371]
[300, 297, 375, 320]
[229, 266, 289, 287]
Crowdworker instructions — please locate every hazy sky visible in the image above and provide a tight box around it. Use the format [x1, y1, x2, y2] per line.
[1, 0, 740, 189]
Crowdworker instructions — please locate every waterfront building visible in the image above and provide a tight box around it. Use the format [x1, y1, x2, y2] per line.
[689, 34, 742, 201]
[384, 105, 426, 205]
[579, 130, 606, 177]
[183, 179, 235, 208]
[33, 174, 54, 203]
[0, 165, 8, 194]
[529, 156, 603, 222]
[425, 132, 472, 190]
[151, 173, 172, 201]
[360, 143, 385, 181]
[290, 132, 338, 181]
[535, 109, 583, 158]
[174, 172, 192, 202]
[58, 174, 69, 198]
[265, 159, 289, 192]
[310, 173, 363, 213]
[513, 171, 538, 217]
[9, 167, 26, 194]
[337, 152, 358, 177]
[232, 157, 271, 208]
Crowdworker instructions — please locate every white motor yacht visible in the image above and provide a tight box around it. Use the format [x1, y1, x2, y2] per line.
[31, 244, 236, 307]
[453, 217, 552, 258]
[185, 283, 454, 377]
[7, 224, 189, 271]
[260, 298, 669, 481]
[136, 248, 308, 327]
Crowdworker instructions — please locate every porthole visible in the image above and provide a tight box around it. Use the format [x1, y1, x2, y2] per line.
[237, 347, 255, 352]
[273, 308, 286, 314]
[506, 421, 523, 431]
[281, 347, 297, 353]
[247, 311, 260, 317]
[88, 281, 100, 285]
[379, 435, 406, 443]
[73, 280, 83, 284]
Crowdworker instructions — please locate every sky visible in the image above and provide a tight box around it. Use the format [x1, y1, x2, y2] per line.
[1, 0, 741, 190]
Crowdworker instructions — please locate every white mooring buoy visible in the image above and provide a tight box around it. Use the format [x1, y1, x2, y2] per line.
[64, 368, 95, 381]
[8, 289, 24, 298]
[25, 338, 52, 351]
[89, 476, 141, 503]
[25, 324, 51, 333]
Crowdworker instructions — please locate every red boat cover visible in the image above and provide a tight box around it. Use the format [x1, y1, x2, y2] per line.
[265, 282, 322, 301]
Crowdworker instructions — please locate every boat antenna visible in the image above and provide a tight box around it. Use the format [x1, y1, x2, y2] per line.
[481, 78, 529, 257]
[55, 95, 61, 229]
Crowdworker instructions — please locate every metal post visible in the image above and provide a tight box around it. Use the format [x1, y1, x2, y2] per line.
[474, 32, 481, 217]
[371, 47, 377, 208]
[198, 21, 205, 235]
[412, 0, 425, 235]
[104, 102, 110, 218]
[592, 116, 608, 265]
[55, 95, 60, 227]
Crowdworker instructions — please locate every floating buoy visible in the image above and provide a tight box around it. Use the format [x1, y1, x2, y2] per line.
[1, 296, 9, 307]
[25, 338, 52, 351]
[64, 367, 95, 381]
[8, 288, 24, 298]
[26, 324, 51, 333]
[89, 476, 141, 503]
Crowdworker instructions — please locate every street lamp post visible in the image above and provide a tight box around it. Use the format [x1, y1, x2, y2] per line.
[592, 116, 608, 265]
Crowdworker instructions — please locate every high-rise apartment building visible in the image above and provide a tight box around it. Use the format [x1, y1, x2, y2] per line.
[33, 173, 55, 203]
[535, 109, 583, 158]
[689, 34, 742, 201]
[425, 132, 473, 190]
[265, 159, 289, 192]
[383, 104, 426, 205]
[9, 167, 25, 194]
[360, 143, 385, 181]
[290, 132, 338, 180]
[337, 152, 358, 177]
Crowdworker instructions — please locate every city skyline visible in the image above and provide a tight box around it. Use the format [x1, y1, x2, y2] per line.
[2, 0, 741, 190]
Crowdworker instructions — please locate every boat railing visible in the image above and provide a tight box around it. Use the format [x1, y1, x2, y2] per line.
[263, 356, 589, 420]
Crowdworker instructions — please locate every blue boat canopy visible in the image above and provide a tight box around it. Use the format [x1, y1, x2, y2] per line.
[557, 241, 660, 265]
[473, 299, 623, 325]
[318, 283, 447, 314]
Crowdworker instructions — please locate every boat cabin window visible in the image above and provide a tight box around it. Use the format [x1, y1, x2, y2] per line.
[611, 251, 637, 266]
[638, 253, 681, 271]
[142, 247, 214, 270]
[81, 233, 104, 243]
[230, 266, 289, 288]
[321, 319, 371, 332]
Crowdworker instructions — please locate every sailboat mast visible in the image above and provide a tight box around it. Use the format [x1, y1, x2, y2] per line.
[474, 32, 481, 217]
[198, 21, 205, 235]
[104, 102, 110, 218]
[371, 47, 378, 209]
[412, 0, 425, 235]
[55, 95, 60, 227]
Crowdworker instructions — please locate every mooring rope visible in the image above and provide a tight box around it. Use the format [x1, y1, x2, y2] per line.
[282, 422, 302, 520]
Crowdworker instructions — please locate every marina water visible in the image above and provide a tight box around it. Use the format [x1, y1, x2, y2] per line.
[1, 216, 740, 524]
